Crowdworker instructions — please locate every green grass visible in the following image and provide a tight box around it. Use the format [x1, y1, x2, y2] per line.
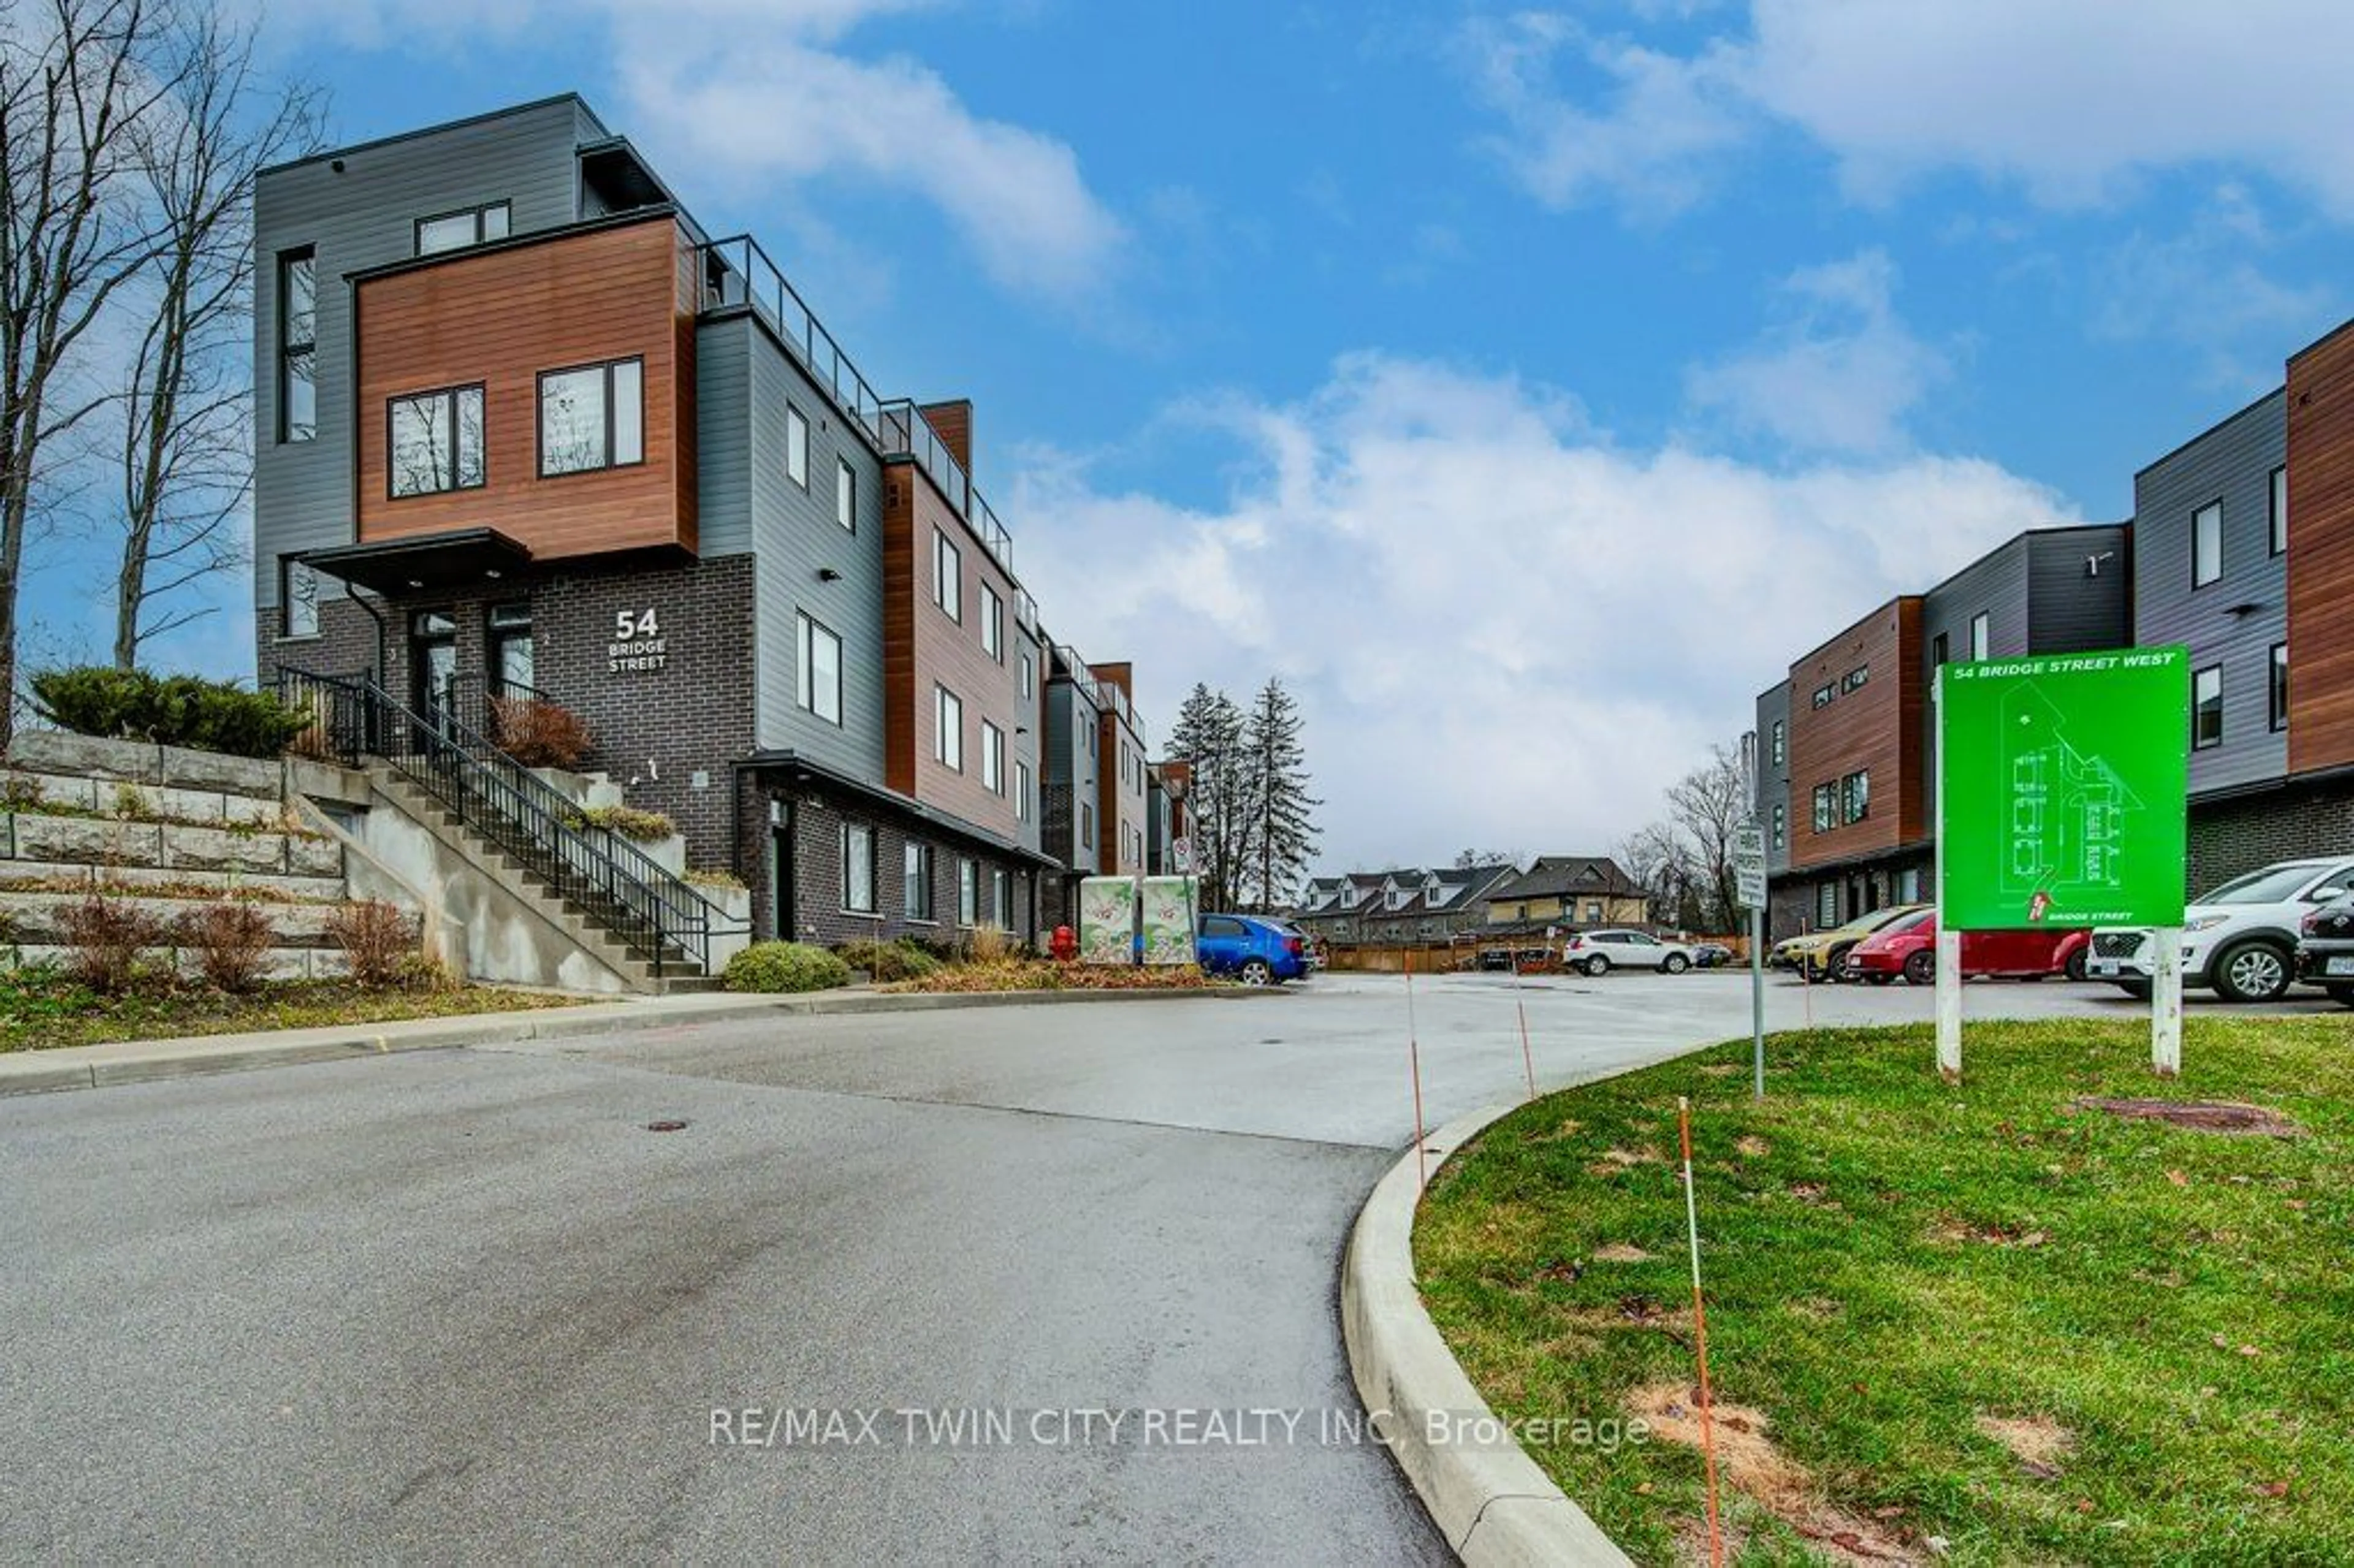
[1415, 1018, 2354, 1566]
[0, 971, 586, 1052]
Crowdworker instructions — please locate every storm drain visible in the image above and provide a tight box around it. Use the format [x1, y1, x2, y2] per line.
[646, 1119, 690, 1133]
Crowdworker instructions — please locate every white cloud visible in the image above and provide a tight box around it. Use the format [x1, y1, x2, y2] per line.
[1462, 14, 1750, 216]
[1012, 354, 2077, 872]
[1685, 248, 1947, 454]
[2090, 186, 2337, 390]
[1465, 1, 2354, 218]
[261, 0, 1124, 300]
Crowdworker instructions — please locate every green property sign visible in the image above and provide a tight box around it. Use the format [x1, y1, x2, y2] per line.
[1940, 646, 2189, 929]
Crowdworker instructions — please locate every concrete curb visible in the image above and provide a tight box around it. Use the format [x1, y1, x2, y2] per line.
[0, 983, 1282, 1098]
[1342, 1102, 1634, 1567]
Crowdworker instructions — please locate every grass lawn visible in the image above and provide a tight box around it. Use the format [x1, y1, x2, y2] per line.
[0, 972, 587, 1053]
[1416, 1017, 2354, 1566]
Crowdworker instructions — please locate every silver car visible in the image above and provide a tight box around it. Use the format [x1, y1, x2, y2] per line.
[1563, 928, 1697, 976]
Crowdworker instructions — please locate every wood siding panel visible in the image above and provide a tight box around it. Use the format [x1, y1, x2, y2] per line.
[1785, 599, 1924, 872]
[881, 461, 1025, 846]
[2289, 328, 2354, 772]
[354, 216, 696, 560]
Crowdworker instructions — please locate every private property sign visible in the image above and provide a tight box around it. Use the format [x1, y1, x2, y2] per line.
[1939, 647, 2190, 929]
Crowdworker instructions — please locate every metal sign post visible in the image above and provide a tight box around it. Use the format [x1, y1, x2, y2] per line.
[1734, 820, 1767, 1100]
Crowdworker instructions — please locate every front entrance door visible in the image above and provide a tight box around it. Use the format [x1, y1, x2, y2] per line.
[411, 611, 457, 726]
[769, 799, 795, 940]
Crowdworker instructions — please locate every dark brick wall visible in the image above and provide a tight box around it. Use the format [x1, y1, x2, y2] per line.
[1764, 848, 1930, 940]
[257, 599, 381, 688]
[2189, 779, 2354, 895]
[742, 772, 1040, 951]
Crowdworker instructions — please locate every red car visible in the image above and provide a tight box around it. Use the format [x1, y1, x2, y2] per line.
[1842, 909, 2091, 985]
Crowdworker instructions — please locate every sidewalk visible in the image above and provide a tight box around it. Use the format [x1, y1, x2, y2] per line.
[0, 983, 1280, 1098]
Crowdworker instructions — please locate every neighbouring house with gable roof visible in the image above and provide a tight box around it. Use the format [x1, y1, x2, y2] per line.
[1479, 856, 1647, 931]
[1292, 863, 1519, 950]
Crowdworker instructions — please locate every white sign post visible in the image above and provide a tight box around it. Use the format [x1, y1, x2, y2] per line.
[1734, 820, 1768, 1100]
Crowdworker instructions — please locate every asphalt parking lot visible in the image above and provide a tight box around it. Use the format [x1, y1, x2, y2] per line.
[2, 967, 2325, 1562]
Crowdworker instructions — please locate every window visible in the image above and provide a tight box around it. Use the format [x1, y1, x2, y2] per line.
[1770, 801, 1785, 851]
[1816, 883, 1838, 929]
[1086, 720, 1098, 759]
[787, 405, 809, 489]
[281, 558, 320, 639]
[1969, 612, 1990, 661]
[414, 200, 509, 255]
[797, 613, 842, 725]
[539, 358, 642, 476]
[935, 686, 963, 770]
[278, 248, 316, 443]
[932, 529, 962, 621]
[1769, 720, 1784, 767]
[2271, 466, 2288, 557]
[1015, 761, 1032, 823]
[992, 868, 1010, 925]
[2193, 664, 2223, 750]
[958, 859, 978, 926]
[904, 842, 934, 921]
[840, 822, 877, 913]
[1811, 684, 1834, 709]
[387, 384, 486, 497]
[2272, 642, 2290, 733]
[1932, 631, 1949, 668]
[1081, 802, 1095, 849]
[1842, 665, 1868, 693]
[1899, 867, 1922, 902]
[836, 458, 855, 531]
[980, 583, 1004, 662]
[981, 720, 1004, 793]
[1842, 769, 1870, 824]
[2192, 499, 2222, 588]
[1811, 782, 1835, 833]
[1020, 649, 1035, 700]
[489, 602, 533, 693]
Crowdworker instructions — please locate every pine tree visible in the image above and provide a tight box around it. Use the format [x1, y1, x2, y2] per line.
[1243, 677, 1320, 912]
[1168, 683, 1252, 911]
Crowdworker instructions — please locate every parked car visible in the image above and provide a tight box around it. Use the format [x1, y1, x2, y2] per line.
[1768, 904, 1929, 983]
[1842, 909, 2090, 985]
[2088, 855, 2354, 1003]
[1195, 913, 1309, 986]
[1564, 929, 1697, 976]
[1691, 943, 1737, 968]
[2293, 892, 2354, 1006]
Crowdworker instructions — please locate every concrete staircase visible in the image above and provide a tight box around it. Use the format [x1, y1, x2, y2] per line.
[367, 769, 724, 995]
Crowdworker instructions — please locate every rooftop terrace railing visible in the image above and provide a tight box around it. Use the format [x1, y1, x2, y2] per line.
[697, 234, 1016, 580]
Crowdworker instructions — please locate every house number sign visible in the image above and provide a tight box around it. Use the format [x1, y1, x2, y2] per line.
[608, 607, 669, 675]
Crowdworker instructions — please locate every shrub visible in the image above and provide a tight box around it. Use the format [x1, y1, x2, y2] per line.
[835, 937, 942, 983]
[31, 667, 311, 758]
[172, 902, 275, 993]
[326, 898, 420, 989]
[491, 696, 592, 769]
[566, 803, 676, 842]
[723, 940, 851, 994]
[967, 924, 1015, 963]
[684, 866, 746, 891]
[58, 894, 164, 993]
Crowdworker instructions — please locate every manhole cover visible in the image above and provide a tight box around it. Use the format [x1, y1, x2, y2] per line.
[2074, 1098, 2300, 1136]
[646, 1119, 690, 1133]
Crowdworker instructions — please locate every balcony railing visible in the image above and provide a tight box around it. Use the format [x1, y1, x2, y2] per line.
[697, 234, 1016, 579]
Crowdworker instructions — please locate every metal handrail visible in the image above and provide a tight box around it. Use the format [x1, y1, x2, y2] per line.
[279, 667, 741, 977]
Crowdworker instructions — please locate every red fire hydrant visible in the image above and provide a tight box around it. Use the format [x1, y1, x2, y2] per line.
[1049, 924, 1078, 963]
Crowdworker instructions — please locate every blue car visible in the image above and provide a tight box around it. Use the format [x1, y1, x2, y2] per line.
[1195, 913, 1311, 985]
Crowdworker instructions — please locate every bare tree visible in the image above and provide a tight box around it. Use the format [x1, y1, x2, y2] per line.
[1617, 821, 1689, 926]
[1666, 743, 1750, 930]
[1, 0, 188, 734]
[1452, 848, 1524, 871]
[110, 6, 321, 666]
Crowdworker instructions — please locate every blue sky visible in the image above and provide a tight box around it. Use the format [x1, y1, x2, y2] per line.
[77, 0, 2354, 872]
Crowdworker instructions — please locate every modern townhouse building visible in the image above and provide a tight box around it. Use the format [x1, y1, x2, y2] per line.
[251, 95, 1146, 958]
[1754, 525, 2132, 936]
[1145, 759, 1191, 877]
[1293, 864, 1518, 951]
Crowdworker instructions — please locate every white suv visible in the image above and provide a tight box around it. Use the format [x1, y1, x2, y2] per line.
[2087, 855, 2354, 1003]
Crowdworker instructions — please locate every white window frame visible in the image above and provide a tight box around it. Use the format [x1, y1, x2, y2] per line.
[932, 529, 962, 622]
[1015, 760, 1032, 823]
[935, 685, 964, 771]
[981, 720, 1004, 794]
[796, 612, 842, 725]
[836, 457, 855, 531]
[1969, 611, 1990, 661]
[2193, 499, 2223, 588]
[787, 405, 809, 489]
[980, 583, 1004, 663]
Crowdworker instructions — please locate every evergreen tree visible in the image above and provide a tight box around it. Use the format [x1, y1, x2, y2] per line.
[1243, 677, 1320, 912]
[1167, 683, 1252, 912]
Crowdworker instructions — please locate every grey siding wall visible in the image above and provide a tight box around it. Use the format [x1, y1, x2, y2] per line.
[1013, 626, 1044, 855]
[1919, 536, 2030, 811]
[730, 316, 888, 783]
[1043, 680, 1100, 870]
[2025, 525, 2133, 653]
[251, 96, 593, 617]
[1755, 682, 1791, 876]
[2133, 389, 2287, 795]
